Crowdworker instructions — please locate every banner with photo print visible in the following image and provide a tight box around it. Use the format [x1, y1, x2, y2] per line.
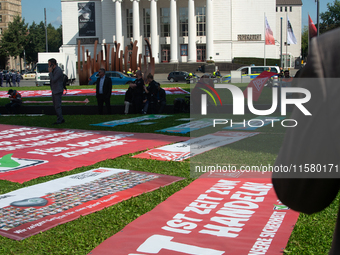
[0, 168, 183, 240]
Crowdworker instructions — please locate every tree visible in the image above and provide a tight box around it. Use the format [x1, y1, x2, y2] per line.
[47, 24, 62, 52]
[25, 21, 46, 64]
[24, 22, 63, 65]
[301, 26, 308, 60]
[319, 0, 340, 34]
[0, 15, 28, 69]
[0, 16, 63, 68]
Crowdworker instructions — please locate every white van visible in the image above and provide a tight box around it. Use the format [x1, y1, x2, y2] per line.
[223, 65, 280, 83]
[237, 65, 280, 76]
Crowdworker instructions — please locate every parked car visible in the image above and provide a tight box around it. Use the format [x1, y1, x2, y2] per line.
[167, 71, 190, 82]
[88, 71, 136, 85]
[23, 71, 36, 80]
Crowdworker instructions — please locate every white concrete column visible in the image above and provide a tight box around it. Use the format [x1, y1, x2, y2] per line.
[188, 0, 196, 62]
[114, 0, 122, 46]
[170, 0, 178, 63]
[132, 0, 141, 56]
[150, 0, 159, 63]
[206, 0, 213, 60]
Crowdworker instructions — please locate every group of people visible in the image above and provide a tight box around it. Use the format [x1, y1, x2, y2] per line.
[4, 59, 65, 123]
[4, 62, 166, 118]
[0, 70, 21, 87]
[125, 71, 166, 115]
[94, 68, 166, 115]
[277, 67, 291, 79]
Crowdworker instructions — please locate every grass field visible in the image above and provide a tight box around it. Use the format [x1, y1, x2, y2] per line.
[0, 84, 337, 254]
[0, 82, 279, 106]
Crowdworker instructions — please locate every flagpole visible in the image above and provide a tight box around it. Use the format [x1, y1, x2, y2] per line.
[308, 13, 310, 56]
[286, 14, 288, 69]
[280, 17, 283, 69]
[264, 13, 266, 66]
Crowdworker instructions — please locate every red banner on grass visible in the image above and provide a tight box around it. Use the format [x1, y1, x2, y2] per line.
[0, 124, 187, 183]
[134, 131, 259, 161]
[0, 167, 183, 240]
[243, 71, 277, 101]
[90, 172, 299, 255]
[0, 87, 189, 99]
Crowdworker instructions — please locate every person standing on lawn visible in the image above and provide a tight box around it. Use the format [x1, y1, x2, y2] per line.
[129, 70, 144, 114]
[95, 68, 112, 114]
[48, 58, 65, 124]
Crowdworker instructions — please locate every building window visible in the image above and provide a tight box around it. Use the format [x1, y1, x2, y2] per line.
[0, 28, 2, 35]
[285, 6, 287, 12]
[0, 3, 2, 10]
[145, 45, 150, 57]
[180, 44, 188, 56]
[196, 7, 206, 36]
[160, 8, 170, 37]
[280, 6, 282, 12]
[290, 6, 292, 12]
[0, 15, 2, 22]
[276, 7, 278, 12]
[126, 9, 133, 38]
[143, 8, 150, 37]
[179, 7, 188, 36]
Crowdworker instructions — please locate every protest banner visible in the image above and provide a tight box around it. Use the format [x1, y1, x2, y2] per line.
[0, 125, 186, 183]
[0, 167, 183, 240]
[90, 172, 299, 255]
[134, 131, 258, 161]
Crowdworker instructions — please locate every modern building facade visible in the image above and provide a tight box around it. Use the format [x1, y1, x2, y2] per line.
[61, 0, 302, 68]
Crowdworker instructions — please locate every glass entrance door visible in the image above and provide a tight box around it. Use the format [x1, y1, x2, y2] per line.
[161, 45, 170, 63]
[197, 45, 206, 62]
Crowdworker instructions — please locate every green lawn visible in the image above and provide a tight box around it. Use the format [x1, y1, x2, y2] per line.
[0, 82, 278, 106]
[0, 85, 337, 254]
[0, 84, 191, 106]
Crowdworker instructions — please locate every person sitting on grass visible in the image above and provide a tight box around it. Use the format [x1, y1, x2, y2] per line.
[143, 73, 159, 114]
[155, 83, 166, 114]
[5, 89, 22, 114]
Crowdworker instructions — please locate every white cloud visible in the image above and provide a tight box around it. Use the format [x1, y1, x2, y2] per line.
[52, 16, 62, 28]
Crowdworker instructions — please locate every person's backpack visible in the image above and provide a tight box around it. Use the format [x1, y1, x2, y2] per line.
[63, 74, 68, 91]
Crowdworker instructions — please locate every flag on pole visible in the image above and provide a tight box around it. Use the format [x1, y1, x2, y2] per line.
[287, 17, 297, 44]
[243, 71, 278, 101]
[265, 16, 275, 45]
[308, 14, 317, 40]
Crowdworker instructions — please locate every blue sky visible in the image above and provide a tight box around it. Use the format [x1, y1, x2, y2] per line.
[21, 0, 334, 29]
[22, 0, 62, 28]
